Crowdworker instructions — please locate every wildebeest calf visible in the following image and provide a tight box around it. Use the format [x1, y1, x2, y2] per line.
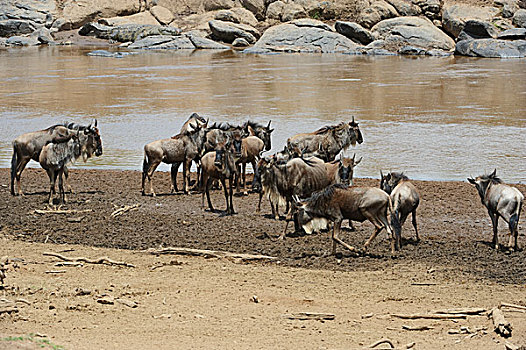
[294, 184, 401, 255]
[380, 171, 420, 245]
[468, 169, 524, 251]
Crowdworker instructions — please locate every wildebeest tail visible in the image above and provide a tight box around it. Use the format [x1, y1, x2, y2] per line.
[389, 197, 402, 246]
[10, 144, 17, 195]
[142, 154, 149, 183]
[509, 201, 522, 233]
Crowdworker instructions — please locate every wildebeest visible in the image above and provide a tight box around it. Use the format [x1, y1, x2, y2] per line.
[286, 118, 363, 162]
[468, 169, 524, 251]
[243, 120, 273, 151]
[294, 184, 401, 255]
[200, 141, 238, 215]
[380, 171, 420, 244]
[39, 126, 103, 205]
[11, 120, 102, 196]
[142, 124, 205, 196]
[325, 154, 362, 186]
[179, 112, 208, 134]
[236, 136, 264, 191]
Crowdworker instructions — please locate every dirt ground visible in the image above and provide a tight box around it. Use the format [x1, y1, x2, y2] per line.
[1, 168, 526, 349]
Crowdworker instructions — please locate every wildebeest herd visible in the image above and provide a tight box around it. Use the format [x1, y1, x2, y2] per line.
[9, 113, 524, 256]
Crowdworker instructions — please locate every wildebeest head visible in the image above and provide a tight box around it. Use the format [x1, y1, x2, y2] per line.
[381, 171, 409, 194]
[244, 120, 274, 151]
[81, 120, 102, 160]
[467, 169, 502, 203]
[339, 154, 362, 186]
[214, 140, 233, 171]
[229, 127, 243, 158]
[349, 116, 363, 146]
[292, 195, 329, 235]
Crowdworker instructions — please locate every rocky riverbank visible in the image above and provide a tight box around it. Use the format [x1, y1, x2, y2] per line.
[1, 0, 525, 57]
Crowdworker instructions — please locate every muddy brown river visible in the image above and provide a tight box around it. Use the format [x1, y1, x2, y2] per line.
[0, 47, 525, 182]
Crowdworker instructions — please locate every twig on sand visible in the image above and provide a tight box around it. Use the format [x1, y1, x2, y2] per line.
[402, 325, 434, 331]
[368, 339, 395, 348]
[282, 312, 335, 321]
[490, 307, 512, 337]
[110, 204, 139, 218]
[43, 252, 135, 268]
[433, 308, 487, 315]
[34, 209, 93, 215]
[500, 302, 526, 312]
[146, 247, 277, 262]
[391, 313, 468, 320]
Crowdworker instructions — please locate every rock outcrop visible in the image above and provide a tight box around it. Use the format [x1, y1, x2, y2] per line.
[208, 19, 260, 43]
[0, 0, 56, 37]
[442, 4, 499, 38]
[245, 19, 358, 53]
[455, 38, 526, 57]
[335, 20, 374, 45]
[79, 22, 181, 42]
[371, 16, 455, 51]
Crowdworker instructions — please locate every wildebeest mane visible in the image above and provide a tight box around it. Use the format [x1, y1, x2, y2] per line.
[304, 183, 348, 207]
[246, 120, 264, 130]
[208, 122, 239, 131]
[391, 172, 409, 182]
[44, 122, 69, 133]
[479, 173, 503, 184]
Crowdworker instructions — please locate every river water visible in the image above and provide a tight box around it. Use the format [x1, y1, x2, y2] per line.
[0, 46, 525, 182]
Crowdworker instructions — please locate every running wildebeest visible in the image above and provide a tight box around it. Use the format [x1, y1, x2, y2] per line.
[200, 140, 238, 215]
[286, 118, 363, 162]
[11, 120, 102, 196]
[39, 126, 103, 205]
[468, 169, 524, 251]
[142, 124, 205, 196]
[294, 184, 401, 255]
[380, 171, 420, 245]
[243, 120, 273, 151]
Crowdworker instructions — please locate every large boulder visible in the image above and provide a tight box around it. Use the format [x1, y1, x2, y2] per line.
[155, 0, 204, 18]
[497, 27, 526, 39]
[0, 0, 56, 37]
[186, 31, 230, 48]
[175, 12, 217, 33]
[455, 38, 526, 57]
[99, 12, 161, 26]
[245, 21, 359, 53]
[281, 3, 308, 22]
[204, 0, 240, 11]
[442, 4, 499, 38]
[209, 19, 259, 43]
[241, 0, 266, 20]
[60, 0, 144, 30]
[127, 31, 229, 49]
[513, 9, 526, 28]
[266, 1, 286, 20]
[459, 19, 498, 39]
[6, 35, 39, 46]
[385, 0, 421, 16]
[412, 0, 441, 20]
[371, 16, 455, 51]
[215, 8, 258, 26]
[358, 0, 399, 29]
[335, 20, 374, 45]
[150, 5, 174, 25]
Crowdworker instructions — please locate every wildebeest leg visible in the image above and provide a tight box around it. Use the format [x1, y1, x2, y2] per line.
[46, 169, 55, 205]
[170, 163, 180, 193]
[63, 166, 73, 193]
[257, 191, 263, 213]
[228, 176, 235, 214]
[183, 157, 193, 194]
[348, 220, 356, 231]
[220, 177, 230, 214]
[250, 160, 258, 190]
[242, 162, 247, 189]
[58, 169, 66, 204]
[146, 161, 161, 197]
[235, 164, 242, 192]
[15, 156, 31, 196]
[411, 209, 419, 242]
[205, 178, 215, 212]
[488, 210, 499, 249]
[332, 220, 357, 255]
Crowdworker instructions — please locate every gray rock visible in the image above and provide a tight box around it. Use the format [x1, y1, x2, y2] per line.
[150, 5, 174, 25]
[455, 38, 525, 57]
[209, 19, 259, 43]
[248, 22, 359, 53]
[215, 10, 240, 23]
[372, 16, 455, 51]
[442, 4, 499, 38]
[290, 19, 332, 31]
[186, 32, 230, 49]
[6, 35, 39, 46]
[0, 37, 6, 46]
[79, 23, 181, 42]
[266, 1, 285, 20]
[281, 3, 307, 22]
[87, 50, 136, 57]
[461, 20, 498, 39]
[513, 9, 526, 28]
[385, 0, 421, 16]
[241, 0, 266, 20]
[413, 0, 441, 19]
[204, 0, 239, 11]
[30, 27, 54, 44]
[0, 20, 37, 37]
[497, 27, 526, 39]
[335, 21, 374, 45]
[129, 35, 195, 49]
[502, 2, 519, 18]
[425, 49, 453, 56]
[359, 1, 399, 29]
[230, 7, 259, 26]
[365, 48, 397, 55]
[232, 37, 250, 46]
[398, 45, 427, 55]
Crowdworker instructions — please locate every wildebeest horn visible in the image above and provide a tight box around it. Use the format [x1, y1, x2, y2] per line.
[259, 150, 265, 158]
[490, 169, 497, 177]
[380, 170, 383, 179]
[93, 119, 98, 128]
[351, 116, 355, 123]
[292, 195, 300, 203]
[355, 156, 362, 165]
[267, 120, 271, 129]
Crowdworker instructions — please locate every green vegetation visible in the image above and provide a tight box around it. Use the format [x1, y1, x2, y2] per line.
[1, 333, 65, 349]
